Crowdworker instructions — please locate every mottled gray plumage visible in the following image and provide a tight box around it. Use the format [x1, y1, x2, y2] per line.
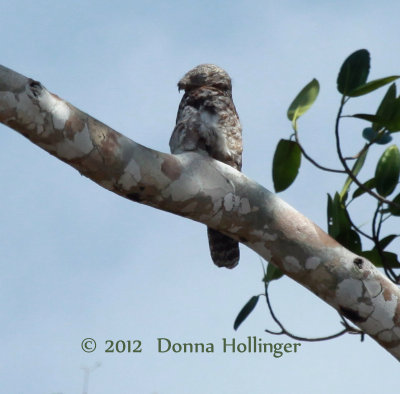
[169, 64, 243, 268]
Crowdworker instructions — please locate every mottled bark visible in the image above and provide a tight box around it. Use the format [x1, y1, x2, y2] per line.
[1, 65, 399, 360]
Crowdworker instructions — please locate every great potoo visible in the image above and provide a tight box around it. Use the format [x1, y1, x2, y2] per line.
[169, 64, 243, 269]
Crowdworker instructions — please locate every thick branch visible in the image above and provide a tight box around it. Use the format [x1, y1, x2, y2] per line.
[1, 65, 400, 360]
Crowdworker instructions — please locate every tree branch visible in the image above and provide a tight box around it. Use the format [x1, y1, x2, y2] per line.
[1, 65, 400, 360]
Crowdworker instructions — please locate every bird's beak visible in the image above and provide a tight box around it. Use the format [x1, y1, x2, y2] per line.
[177, 81, 185, 92]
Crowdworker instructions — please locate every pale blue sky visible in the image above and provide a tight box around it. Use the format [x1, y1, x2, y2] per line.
[1, 1, 399, 393]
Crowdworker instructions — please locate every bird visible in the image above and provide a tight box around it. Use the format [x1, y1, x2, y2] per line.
[169, 64, 243, 268]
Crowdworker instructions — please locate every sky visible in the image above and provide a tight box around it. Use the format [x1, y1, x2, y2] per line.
[1, 1, 399, 393]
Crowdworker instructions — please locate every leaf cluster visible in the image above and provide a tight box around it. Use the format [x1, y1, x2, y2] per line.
[234, 49, 400, 339]
[271, 49, 400, 283]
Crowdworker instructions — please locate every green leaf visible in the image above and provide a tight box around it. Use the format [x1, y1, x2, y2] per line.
[327, 193, 361, 253]
[263, 263, 284, 283]
[388, 97, 400, 132]
[352, 83, 400, 132]
[327, 194, 334, 235]
[233, 296, 259, 331]
[362, 128, 392, 144]
[360, 250, 400, 268]
[347, 76, 400, 97]
[375, 145, 400, 196]
[377, 234, 398, 250]
[352, 113, 385, 123]
[287, 79, 319, 129]
[272, 139, 302, 192]
[373, 83, 397, 131]
[337, 49, 370, 95]
[336, 230, 362, 254]
[340, 149, 368, 199]
[389, 193, 400, 216]
[353, 94, 400, 132]
[327, 192, 352, 238]
[352, 178, 376, 199]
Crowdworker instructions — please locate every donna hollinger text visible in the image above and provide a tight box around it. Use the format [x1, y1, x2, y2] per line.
[157, 336, 301, 358]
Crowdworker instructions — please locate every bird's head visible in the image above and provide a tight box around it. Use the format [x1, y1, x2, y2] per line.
[177, 64, 232, 92]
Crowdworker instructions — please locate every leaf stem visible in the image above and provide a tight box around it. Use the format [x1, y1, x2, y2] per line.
[263, 280, 363, 342]
[292, 131, 346, 174]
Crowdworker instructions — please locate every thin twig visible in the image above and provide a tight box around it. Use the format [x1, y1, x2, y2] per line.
[292, 131, 346, 174]
[345, 208, 373, 241]
[263, 281, 364, 342]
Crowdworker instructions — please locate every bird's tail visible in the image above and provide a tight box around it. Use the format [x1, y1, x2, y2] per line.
[207, 227, 239, 269]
